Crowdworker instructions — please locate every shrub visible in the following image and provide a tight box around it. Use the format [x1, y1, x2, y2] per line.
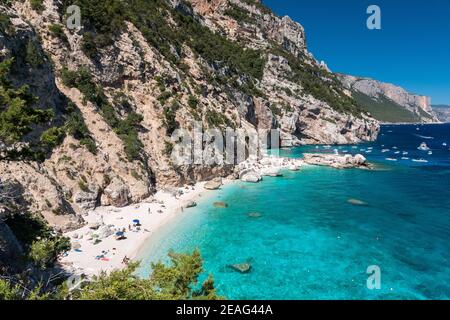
[0, 13, 12, 34]
[40, 127, 66, 148]
[48, 24, 69, 45]
[81, 32, 98, 58]
[163, 104, 179, 135]
[30, 0, 44, 13]
[25, 40, 44, 68]
[74, 250, 222, 300]
[29, 237, 71, 270]
[65, 107, 97, 154]
[188, 95, 199, 109]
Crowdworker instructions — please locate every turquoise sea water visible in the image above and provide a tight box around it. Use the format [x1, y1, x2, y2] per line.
[138, 124, 450, 300]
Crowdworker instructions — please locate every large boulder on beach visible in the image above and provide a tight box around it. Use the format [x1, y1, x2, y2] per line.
[73, 184, 100, 211]
[185, 200, 197, 208]
[239, 169, 262, 183]
[204, 178, 222, 190]
[260, 167, 283, 177]
[102, 177, 131, 207]
[97, 225, 115, 239]
[241, 173, 262, 183]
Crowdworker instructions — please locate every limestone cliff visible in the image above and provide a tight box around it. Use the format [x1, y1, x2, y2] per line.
[338, 74, 439, 123]
[0, 0, 379, 231]
[432, 105, 450, 123]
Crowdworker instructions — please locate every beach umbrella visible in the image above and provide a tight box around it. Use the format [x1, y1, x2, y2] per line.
[133, 219, 140, 224]
[115, 231, 124, 236]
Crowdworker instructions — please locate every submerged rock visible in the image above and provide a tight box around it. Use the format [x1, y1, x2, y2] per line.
[347, 198, 368, 206]
[229, 263, 252, 274]
[248, 212, 262, 218]
[213, 202, 228, 208]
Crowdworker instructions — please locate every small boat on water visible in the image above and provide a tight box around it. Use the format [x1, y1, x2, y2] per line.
[402, 151, 409, 155]
[401, 157, 410, 160]
[394, 151, 400, 154]
[381, 149, 390, 153]
[386, 158, 398, 162]
[443, 143, 447, 147]
[412, 159, 428, 163]
[428, 151, 433, 155]
[418, 142, 430, 151]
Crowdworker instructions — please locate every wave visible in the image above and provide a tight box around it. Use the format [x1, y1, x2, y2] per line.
[414, 134, 434, 140]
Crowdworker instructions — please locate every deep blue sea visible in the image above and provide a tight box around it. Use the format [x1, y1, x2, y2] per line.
[138, 124, 450, 300]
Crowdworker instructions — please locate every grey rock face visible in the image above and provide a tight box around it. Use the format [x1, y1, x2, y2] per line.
[338, 74, 439, 123]
[432, 105, 450, 123]
[0, 221, 24, 273]
[102, 177, 131, 207]
[73, 184, 100, 211]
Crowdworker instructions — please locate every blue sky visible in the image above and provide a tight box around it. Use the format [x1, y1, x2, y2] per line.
[264, 0, 450, 104]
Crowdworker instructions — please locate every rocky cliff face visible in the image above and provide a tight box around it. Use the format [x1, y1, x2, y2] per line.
[0, 0, 379, 231]
[338, 74, 438, 123]
[432, 105, 450, 123]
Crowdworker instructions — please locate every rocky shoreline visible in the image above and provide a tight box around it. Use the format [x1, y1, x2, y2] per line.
[58, 152, 372, 279]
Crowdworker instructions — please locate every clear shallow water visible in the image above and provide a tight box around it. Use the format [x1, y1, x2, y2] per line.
[138, 124, 450, 300]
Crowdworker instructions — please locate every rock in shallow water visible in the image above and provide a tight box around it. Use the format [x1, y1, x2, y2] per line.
[347, 198, 368, 206]
[229, 263, 252, 274]
[213, 202, 228, 208]
[248, 212, 262, 218]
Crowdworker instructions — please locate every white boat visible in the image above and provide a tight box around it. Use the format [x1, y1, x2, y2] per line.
[394, 151, 400, 154]
[428, 151, 433, 155]
[381, 149, 390, 153]
[412, 159, 428, 163]
[402, 151, 409, 155]
[443, 143, 447, 147]
[417, 142, 430, 151]
[386, 158, 398, 162]
[401, 157, 410, 160]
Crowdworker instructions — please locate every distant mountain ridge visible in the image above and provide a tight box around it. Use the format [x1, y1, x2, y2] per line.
[338, 74, 439, 124]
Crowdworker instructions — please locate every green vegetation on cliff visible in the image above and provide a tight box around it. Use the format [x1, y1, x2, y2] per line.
[0, 58, 54, 160]
[60, 67, 143, 161]
[352, 91, 420, 123]
[61, 0, 265, 81]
